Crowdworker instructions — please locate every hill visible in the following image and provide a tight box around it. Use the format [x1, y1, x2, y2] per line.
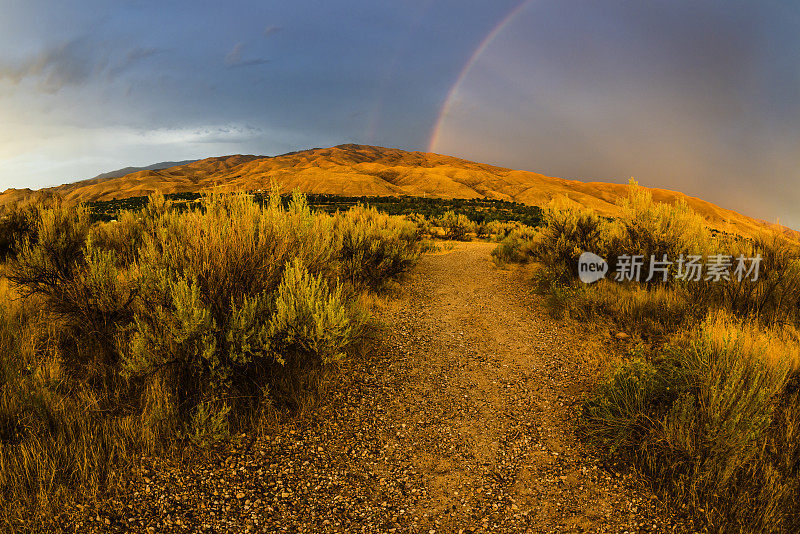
[0, 144, 792, 238]
[86, 160, 198, 183]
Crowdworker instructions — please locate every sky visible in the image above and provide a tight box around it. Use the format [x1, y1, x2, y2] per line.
[1, 0, 798, 227]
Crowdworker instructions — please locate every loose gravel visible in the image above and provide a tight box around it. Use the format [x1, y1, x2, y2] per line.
[56, 241, 684, 533]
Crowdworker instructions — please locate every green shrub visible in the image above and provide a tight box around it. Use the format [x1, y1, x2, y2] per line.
[608, 179, 713, 281]
[697, 231, 800, 325]
[572, 281, 697, 339]
[1, 190, 420, 525]
[532, 181, 713, 286]
[438, 210, 474, 241]
[491, 226, 538, 265]
[186, 400, 231, 448]
[583, 313, 800, 532]
[529, 181, 800, 531]
[9, 205, 136, 391]
[120, 192, 365, 432]
[486, 220, 529, 241]
[582, 357, 678, 454]
[532, 183, 721, 336]
[406, 212, 433, 237]
[0, 205, 36, 261]
[336, 205, 421, 290]
[475, 221, 490, 239]
[268, 258, 365, 365]
[534, 200, 609, 283]
[9, 203, 92, 297]
[89, 210, 145, 266]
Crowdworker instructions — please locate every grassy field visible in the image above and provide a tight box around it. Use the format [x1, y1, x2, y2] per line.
[495, 180, 800, 533]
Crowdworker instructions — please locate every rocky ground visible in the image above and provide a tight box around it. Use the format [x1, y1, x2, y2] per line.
[58, 241, 684, 533]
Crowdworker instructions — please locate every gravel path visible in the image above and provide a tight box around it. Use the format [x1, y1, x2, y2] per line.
[60, 241, 680, 533]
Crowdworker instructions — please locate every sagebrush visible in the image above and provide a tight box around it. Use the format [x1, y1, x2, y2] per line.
[0, 190, 420, 526]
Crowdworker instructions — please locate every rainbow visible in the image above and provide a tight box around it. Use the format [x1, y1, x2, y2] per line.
[427, 0, 534, 152]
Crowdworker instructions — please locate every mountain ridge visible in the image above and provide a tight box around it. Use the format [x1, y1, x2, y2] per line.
[81, 160, 199, 185]
[0, 144, 793, 239]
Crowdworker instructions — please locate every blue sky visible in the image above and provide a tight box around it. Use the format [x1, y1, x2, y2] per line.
[1, 1, 799, 227]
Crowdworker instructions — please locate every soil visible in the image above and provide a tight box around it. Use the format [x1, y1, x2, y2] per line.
[60, 241, 682, 533]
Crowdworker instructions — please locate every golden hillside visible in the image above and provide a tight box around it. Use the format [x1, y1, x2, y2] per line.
[0, 143, 791, 238]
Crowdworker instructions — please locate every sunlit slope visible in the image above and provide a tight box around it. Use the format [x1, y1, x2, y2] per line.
[0, 143, 791, 238]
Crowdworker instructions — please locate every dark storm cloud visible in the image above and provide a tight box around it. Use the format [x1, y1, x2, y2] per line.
[0, 38, 166, 92]
[432, 0, 800, 227]
[0, 38, 107, 92]
[0, 0, 796, 228]
[0, 0, 520, 150]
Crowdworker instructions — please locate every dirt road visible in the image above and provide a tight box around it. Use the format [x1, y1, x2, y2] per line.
[70, 241, 678, 533]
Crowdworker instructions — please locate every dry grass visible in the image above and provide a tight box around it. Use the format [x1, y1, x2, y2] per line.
[574, 281, 696, 339]
[0, 282, 143, 527]
[490, 225, 539, 266]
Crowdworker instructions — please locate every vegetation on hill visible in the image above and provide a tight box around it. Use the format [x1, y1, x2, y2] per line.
[0, 191, 421, 526]
[85, 192, 543, 251]
[496, 180, 800, 532]
[87, 192, 544, 227]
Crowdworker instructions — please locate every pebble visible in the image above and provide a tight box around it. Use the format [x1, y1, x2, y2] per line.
[55, 243, 681, 534]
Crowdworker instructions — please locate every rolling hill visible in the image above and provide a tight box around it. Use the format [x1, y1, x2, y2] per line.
[87, 160, 198, 183]
[0, 144, 792, 238]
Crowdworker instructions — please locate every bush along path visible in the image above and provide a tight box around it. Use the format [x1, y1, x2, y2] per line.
[59, 241, 683, 533]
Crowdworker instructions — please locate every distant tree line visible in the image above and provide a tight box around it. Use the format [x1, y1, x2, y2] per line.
[87, 192, 544, 227]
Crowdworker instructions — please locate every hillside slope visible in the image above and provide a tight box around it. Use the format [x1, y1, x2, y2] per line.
[86, 160, 198, 183]
[0, 144, 790, 238]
